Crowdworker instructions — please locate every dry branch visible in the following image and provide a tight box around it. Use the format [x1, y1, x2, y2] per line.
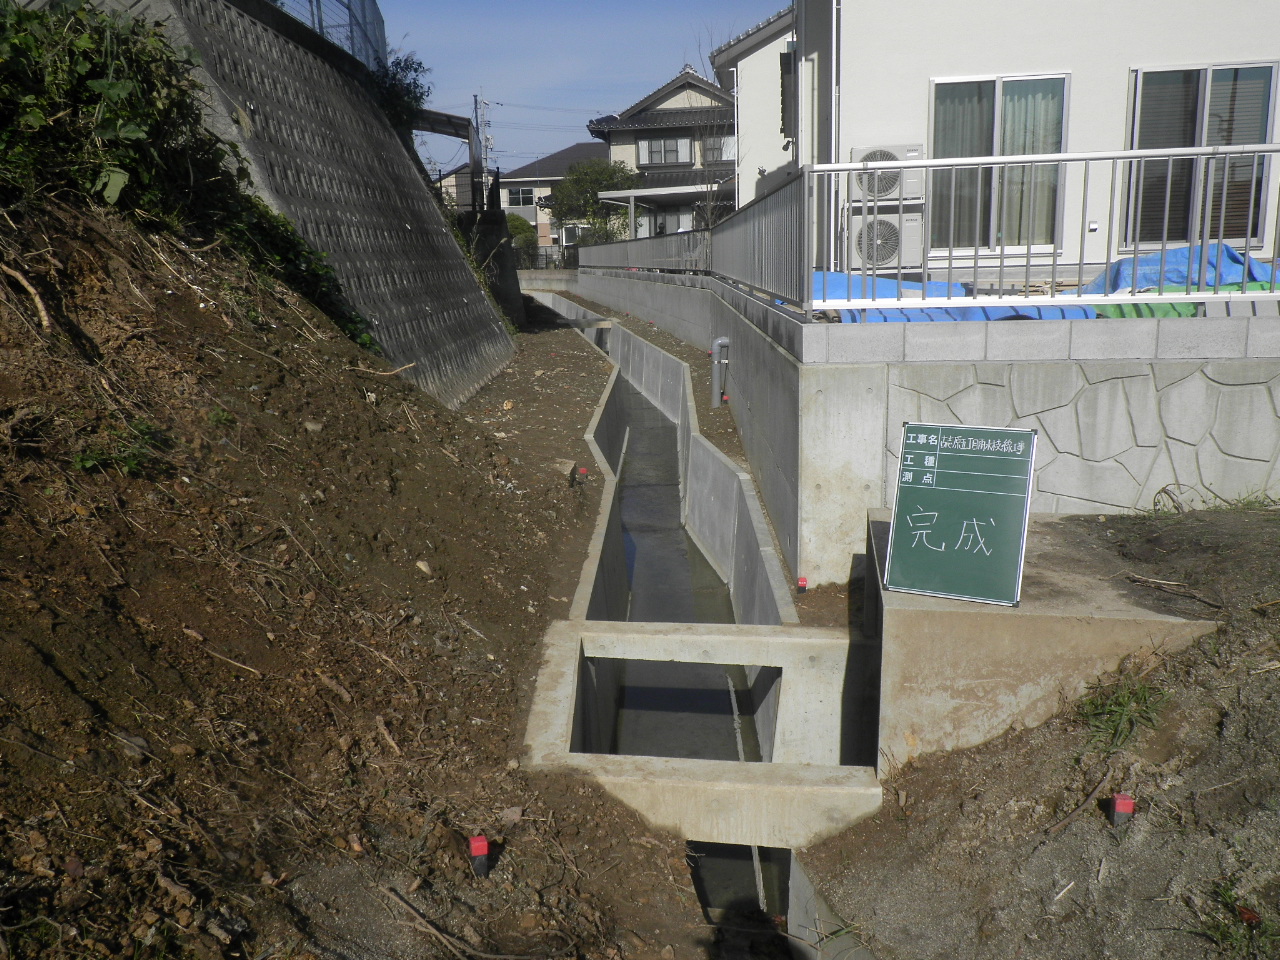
[0, 264, 53, 332]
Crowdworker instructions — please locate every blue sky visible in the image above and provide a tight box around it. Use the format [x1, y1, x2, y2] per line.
[376, 0, 788, 175]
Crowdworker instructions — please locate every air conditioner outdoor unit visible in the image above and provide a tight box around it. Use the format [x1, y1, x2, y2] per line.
[848, 144, 926, 202]
[847, 212, 925, 270]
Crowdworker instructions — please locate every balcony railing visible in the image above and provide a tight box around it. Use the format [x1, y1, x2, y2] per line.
[579, 144, 1280, 319]
[579, 229, 710, 273]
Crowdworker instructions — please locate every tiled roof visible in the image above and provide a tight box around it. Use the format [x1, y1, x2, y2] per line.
[502, 142, 607, 181]
[588, 106, 734, 135]
[709, 6, 794, 61]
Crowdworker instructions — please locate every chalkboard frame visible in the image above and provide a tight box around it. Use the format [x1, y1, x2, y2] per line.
[882, 422, 1037, 606]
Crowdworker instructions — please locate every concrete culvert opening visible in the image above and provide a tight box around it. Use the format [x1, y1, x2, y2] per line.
[571, 656, 782, 762]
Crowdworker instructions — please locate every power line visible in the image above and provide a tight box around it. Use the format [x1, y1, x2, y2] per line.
[493, 101, 608, 114]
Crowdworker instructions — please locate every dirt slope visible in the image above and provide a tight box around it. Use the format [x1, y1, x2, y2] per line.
[0, 202, 709, 960]
[805, 510, 1280, 960]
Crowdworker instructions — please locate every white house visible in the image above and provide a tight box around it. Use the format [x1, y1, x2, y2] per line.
[788, 0, 1280, 276]
[587, 67, 737, 237]
[709, 8, 796, 208]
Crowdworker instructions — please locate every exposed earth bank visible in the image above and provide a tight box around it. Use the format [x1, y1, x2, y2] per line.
[2, 202, 1279, 960]
[0, 202, 712, 960]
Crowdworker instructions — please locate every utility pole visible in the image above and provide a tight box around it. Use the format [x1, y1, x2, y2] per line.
[473, 94, 494, 206]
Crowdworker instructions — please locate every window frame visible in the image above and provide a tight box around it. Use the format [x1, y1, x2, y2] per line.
[702, 135, 737, 164]
[1126, 60, 1277, 250]
[506, 186, 535, 208]
[637, 136, 693, 167]
[928, 72, 1071, 256]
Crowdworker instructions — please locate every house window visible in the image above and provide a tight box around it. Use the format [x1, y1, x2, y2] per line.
[930, 75, 1066, 249]
[1129, 65, 1274, 244]
[561, 225, 581, 245]
[638, 137, 692, 165]
[703, 136, 737, 163]
[507, 187, 534, 207]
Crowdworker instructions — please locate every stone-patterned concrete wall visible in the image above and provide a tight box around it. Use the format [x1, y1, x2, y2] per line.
[887, 360, 1280, 512]
[25, 0, 513, 409]
[578, 268, 1280, 584]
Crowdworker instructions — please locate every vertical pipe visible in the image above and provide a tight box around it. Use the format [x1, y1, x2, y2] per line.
[710, 338, 730, 408]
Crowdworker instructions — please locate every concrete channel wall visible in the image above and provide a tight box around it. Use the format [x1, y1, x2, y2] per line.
[578, 368, 631, 623]
[578, 269, 1280, 586]
[533, 292, 797, 626]
[29, 0, 514, 409]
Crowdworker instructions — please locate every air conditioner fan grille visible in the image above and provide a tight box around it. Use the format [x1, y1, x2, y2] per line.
[855, 148, 902, 198]
[856, 218, 901, 267]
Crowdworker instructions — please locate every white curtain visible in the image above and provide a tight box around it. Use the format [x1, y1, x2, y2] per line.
[931, 81, 994, 248]
[931, 77, 1064, 248]
[998, 77, 1064, 246]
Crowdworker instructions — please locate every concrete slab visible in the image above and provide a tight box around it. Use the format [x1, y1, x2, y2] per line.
[865, 510, 1217, 774]
[525, 621, 882, 848]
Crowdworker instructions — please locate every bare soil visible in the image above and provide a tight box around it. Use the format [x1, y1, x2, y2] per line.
[804, 510, 1280, 960]
[3, 203, 1278, 960]
[0, 203, 710, 960]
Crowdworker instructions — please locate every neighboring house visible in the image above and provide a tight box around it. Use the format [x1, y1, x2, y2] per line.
[788, 0, 1280, 272]
[501, 141, 608, 257]
[587, 66, 737, 237]
[710, 7, 796, 207]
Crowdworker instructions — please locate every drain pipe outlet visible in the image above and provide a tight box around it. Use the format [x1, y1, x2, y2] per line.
[710, 337, 730, 408]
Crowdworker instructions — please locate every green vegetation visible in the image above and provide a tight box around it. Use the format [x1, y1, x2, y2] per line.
[207, 407, 236, 427]
[369, 53, 431, 130]
[1197, 881, 1280, 959]
[506, 212, 539, 268]
[1077, 675, 1170, 753]
[72, 418, 167, 477]
[0, 0, 370, 346]
[541, 158, 640, 244]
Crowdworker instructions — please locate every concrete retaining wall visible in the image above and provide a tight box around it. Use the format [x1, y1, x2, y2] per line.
[579, 269, 1280, 585]
[520, 270, 580, 292]
[35, 0, 514, 409]
[574, 369, 630, 623]
[565, 300, 797, 626]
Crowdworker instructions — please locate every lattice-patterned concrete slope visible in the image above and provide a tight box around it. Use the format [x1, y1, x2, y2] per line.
[21, 0, 513, 408]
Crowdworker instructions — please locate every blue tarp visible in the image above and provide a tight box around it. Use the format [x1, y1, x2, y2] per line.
[1079, 243, 1275, 295]
[812, 273, 1097, 322]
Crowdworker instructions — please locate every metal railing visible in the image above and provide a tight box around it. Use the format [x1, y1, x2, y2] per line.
[810, 143, 1280, 313]
[578, 230, 710, 273]
[711, 173, 806, 304]
[579, 144, 1280, 318]
[271, 0, 387, 69]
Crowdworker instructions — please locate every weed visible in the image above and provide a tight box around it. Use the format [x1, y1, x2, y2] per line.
[1, 1, 374, 349]
[1197, 881, 1280, 958]
[1077, 675, 1170, 753]
[72, 418, 167, 477]
[207, 407, 235, 427]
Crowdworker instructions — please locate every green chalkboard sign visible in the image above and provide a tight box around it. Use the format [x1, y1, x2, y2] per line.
[883, 423, 1037, 605]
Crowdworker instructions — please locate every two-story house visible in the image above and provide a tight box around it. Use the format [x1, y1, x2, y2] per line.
[787, 0, 1280, 277]
[501, 141, 608, 262]
[587, 66, 737, 238]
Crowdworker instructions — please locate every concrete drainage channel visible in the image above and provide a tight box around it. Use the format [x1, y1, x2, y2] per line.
[524, 292, 879, 958]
